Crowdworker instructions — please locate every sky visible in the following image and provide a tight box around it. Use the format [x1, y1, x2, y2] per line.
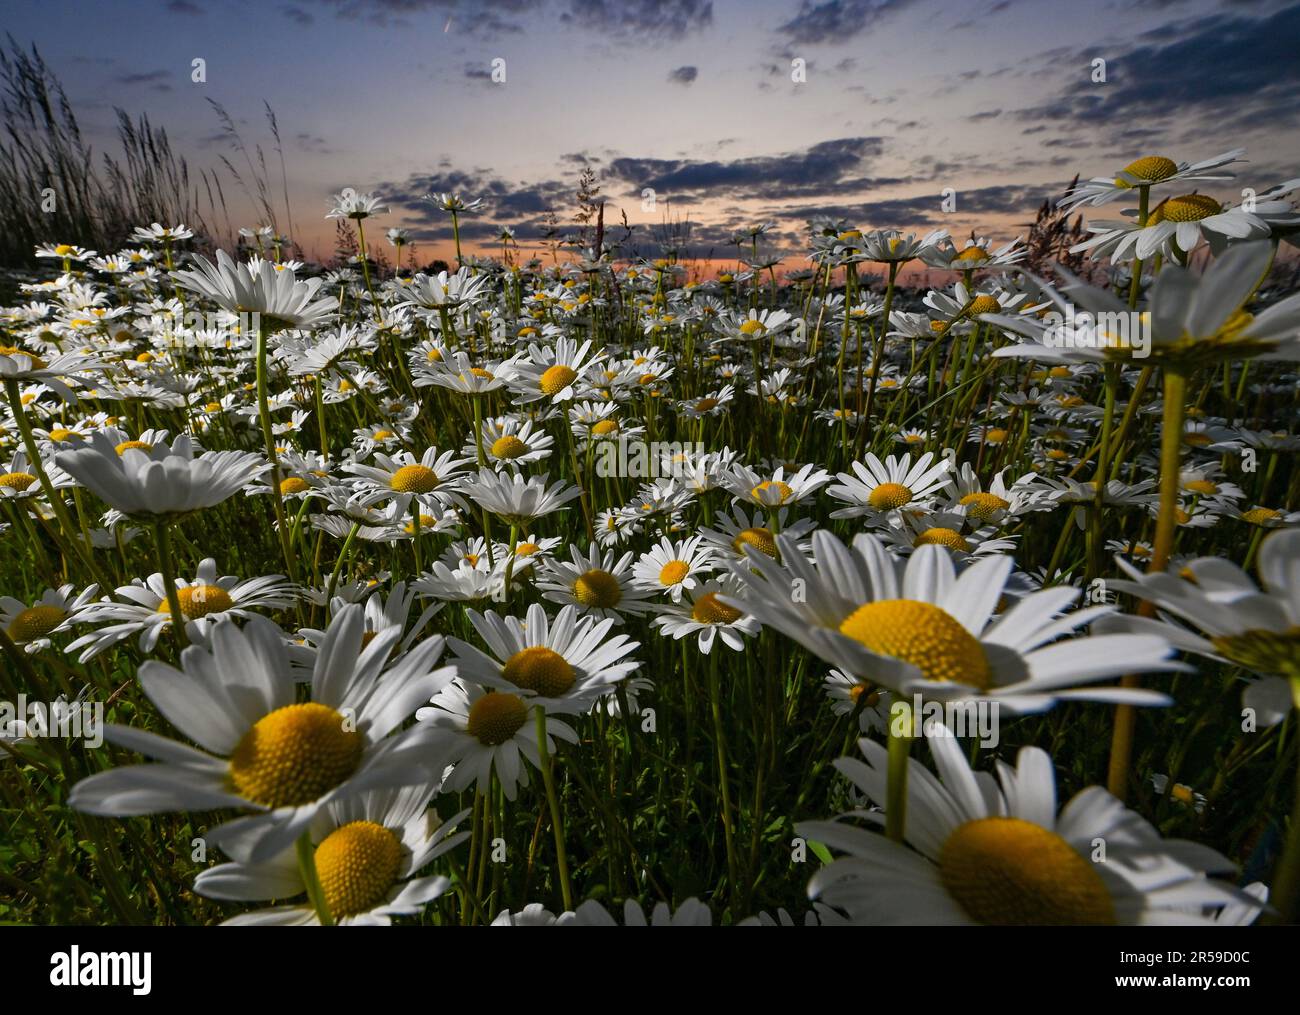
[6, 0, 1300, 276]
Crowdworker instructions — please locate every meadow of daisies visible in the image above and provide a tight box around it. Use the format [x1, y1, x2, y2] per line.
[1, 154, 1299, 928]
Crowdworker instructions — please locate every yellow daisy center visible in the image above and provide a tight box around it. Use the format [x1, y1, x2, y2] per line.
[959, 492, 1010, 522]
[592, 419, 619, 436]
[403, 514, 436, 534]
[0, 471, 37, 492]
[939, 817, 1115, 925]
[540, 364, 577, 395]
[280, 477, 310, 495]
[968, 295, 1001, 315]
[954, 245, 988, 263]
[7, 604, 67, 642]
[1149, 193, 1221, 224]
[659, 560, 690, 586]
[752, 479, 793, 503]
[739, 319, 766, 335]
[115, 440, 152, 454]
[390, 464, 439, 493]
[694, 398, 719, 412]
[515, 542, 540, 556]
[574, 568, 622, 609]
[868, 482, 913, 510]
[228, 703, 363, 808]
[467, 691, 530, 745]
[502, 646, 575, 698]
[983, 428, 1009, 444]
[732, 526, 777, 559]
[314, 820, 403, 919]
[914, 527, 970, 551]
[372, 429, 394, 440]
[204, 402, 222, 413]
[491, 435, 529, 459]
[1240, 507, 1279, 525]
[1211, 627, 1300, 676]
[0, 346, 48, 369]
[691, 592, 742, 624]
[47, 427, 78, 442]
[838, 599, 991, 688]
[1115, 155, 1177, 186]
[158, 584, 234, 619]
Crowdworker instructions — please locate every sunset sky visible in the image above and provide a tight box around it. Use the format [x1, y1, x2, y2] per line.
[7, 0, 1299, 275]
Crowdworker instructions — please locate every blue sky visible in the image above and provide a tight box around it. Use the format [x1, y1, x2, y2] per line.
[8, 0, 1299, 268]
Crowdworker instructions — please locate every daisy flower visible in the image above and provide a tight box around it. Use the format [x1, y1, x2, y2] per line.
[632, 535, 716, 603]
[417, 678, 578, 801]
[827, 451, 954, 518]
[464, 415, 554, 469]
[507, 337, 600, 404]
[651, 578, 761, 654]
[458, 468, 581, 526]
[535, 543, 655, 622]
[449, 602, 641, 714]
[724, 531, 1178, 714]
[1060, 150, 1245, 211]
[796, 729, 1254, 924]
[698, 505, 815, 564]
[55, 432, 268, 518]
[68, 607, 456, 863]
[0, 344, 105, 401]
[194, 784, 468, 925]
[344, 447, 472, 510]
[64, 557, 297, 660]
[0, 583, 99, 654]
[1101, 528, 1300, 725]
[721, 461, 830, 509]
[173, 251, 338, 332]
[823, 668, 892, 734]
[0, 448, 74, 500]
[325, 187, 387, 221]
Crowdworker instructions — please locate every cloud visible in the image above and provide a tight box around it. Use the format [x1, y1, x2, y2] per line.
[375, 166, 578, 242]
[799, 182, 1057, 228]
[281, 5, 313, 26]
[559, 0, 713, 40]
[776, 0, 919, 45]
[668, 65, 698, 85]
[295, 132, 332, 154]
[605, 137, 889, 200]
[312, 0, 534, 36]
[1012, 3, 1300, 129]
[115, 69, 172, 92]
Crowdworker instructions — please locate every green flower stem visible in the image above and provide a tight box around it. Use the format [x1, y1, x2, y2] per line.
[1128, 186, 1150, 310]
[1108, 365, 1187, 800]
[885, 697, 912, 842]
[471, 394, 496, 568]
[255, 319, 299, 584]
[534, 704, 574, 911]
[1087, 363, 1120, 580]
[354, 219, 384, 323]
[4, 377, 109, 590]
[295, 831, 334, 926]
[707, 649, 740, 906]
[502, 523, 519, 603]
[151, 520, 188, 649]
